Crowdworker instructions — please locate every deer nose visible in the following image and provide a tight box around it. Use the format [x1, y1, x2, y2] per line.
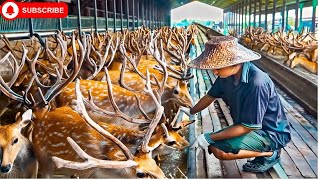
[1, 164, 11, 173]
[136, 172, 146, 178]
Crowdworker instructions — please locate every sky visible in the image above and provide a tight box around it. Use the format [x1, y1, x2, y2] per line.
[171, 1, 223, 23]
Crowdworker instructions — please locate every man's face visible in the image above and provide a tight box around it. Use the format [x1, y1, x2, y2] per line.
[212, 65, 237, 78]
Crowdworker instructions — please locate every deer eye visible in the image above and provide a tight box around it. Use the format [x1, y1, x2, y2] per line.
[167, 141, 176, 146]
[136, 172, 146, 178]
[12, 138, 18, 145]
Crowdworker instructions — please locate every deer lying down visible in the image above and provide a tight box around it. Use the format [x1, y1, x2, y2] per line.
[0, 110, 38, 178]
[31, 78, 167, 178]
[29, 105, 164, 178]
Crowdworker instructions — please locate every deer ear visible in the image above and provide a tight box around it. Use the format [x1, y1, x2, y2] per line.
[17, 109, 33, 130]
[176, 120, 195, 129]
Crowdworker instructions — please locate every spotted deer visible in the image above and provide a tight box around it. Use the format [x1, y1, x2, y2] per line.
[57, 36, 192, 128]
[58, 65, 193, 159]
[0, 34, 190, 178]
[280, 31, 318, 74]
[31, 70, 167, 178]
[0, 110, 37, 178]
[0, 32, 84, 177]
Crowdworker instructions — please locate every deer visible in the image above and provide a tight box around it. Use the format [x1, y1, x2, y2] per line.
[0, 31, 170, 178]
[284, 32, 318, 74]
[30, 76, 167, 178]
[241, 27, 318, 73]
[78, 67, 194, 155]
[85, 31, 194, 152]
[0, 78, 167, 178]
[0, 28, 196, 178]
[0, 110, 37, 178]
[0, 32, 84, 177]
[56, 35, 193, 128]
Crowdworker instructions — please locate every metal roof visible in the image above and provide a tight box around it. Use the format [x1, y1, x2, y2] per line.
[168, 0, 237, 10]
[168, 0, 311, 10]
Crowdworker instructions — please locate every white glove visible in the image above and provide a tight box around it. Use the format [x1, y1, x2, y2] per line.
[180, 107, 192, 116]
[190, 134, 211, 149]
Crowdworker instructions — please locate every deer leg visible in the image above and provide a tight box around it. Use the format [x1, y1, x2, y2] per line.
[283, 59, 292, 67]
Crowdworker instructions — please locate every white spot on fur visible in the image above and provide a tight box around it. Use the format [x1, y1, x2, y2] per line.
[51, 142, 66, 147]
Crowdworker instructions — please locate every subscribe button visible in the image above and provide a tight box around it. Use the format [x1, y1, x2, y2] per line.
[0, 1, 68, 20]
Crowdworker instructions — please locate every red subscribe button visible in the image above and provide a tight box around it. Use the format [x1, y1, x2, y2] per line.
[0, 1, 68, 20]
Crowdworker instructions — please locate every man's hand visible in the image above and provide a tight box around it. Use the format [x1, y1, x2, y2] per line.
[190, 134, 211, 149]
[180, 107, 192, 116]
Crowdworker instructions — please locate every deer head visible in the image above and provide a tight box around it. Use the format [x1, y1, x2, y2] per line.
[0, 110, 32, 174]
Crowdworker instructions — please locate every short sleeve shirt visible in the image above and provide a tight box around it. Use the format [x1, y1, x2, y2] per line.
[207, 62, 291, 149]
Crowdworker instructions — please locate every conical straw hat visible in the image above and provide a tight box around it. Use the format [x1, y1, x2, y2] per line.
[188, 36, 261, 69]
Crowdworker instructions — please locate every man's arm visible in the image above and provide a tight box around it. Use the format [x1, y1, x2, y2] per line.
[190, 95, 215, 115]
[209, 124, 253, 141]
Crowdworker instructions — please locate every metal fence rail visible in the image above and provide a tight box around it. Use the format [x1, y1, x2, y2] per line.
[0, 16, 145, 34]
[0, 0, 170, 40]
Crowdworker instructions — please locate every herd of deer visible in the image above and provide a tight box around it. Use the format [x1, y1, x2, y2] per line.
[240, 27, 318, 74]
[0, 25, 197, 178]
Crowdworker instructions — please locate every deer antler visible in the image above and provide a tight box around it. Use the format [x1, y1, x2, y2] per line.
[0, 32, 85, 108]
[140, 69, 164, 153]
[52, 137, 138, 169]
[83, 67, 150, 124]
[119, 43, 157, 85]
[87, 35, 113, 80]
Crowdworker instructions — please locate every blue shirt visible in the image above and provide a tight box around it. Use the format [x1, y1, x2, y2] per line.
[207, 62, 291, 149]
